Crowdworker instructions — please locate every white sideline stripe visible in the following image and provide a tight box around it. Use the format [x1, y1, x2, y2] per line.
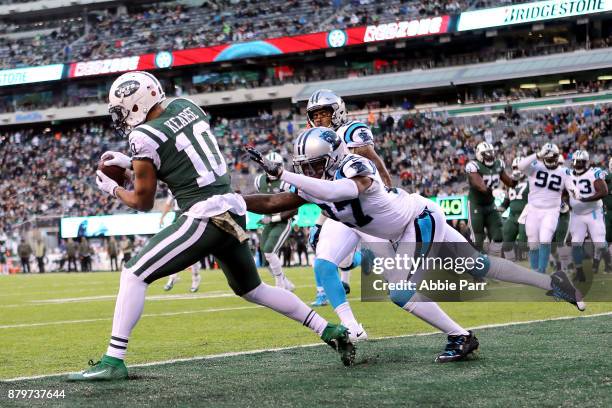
[0, 305, 263, 330]
[2, 311, 611, 383]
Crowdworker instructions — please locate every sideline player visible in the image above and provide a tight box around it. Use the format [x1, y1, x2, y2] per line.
[253, 152, 297, 291]
[245, 127, 585, 363]
[67, 72, 355, 381]
[565, 150, 609, 281]
[465, 142, 517, 256]
[160, 192, 201, 292]
[303, 89, 392, 340]
[517, 143, 570, 274]
[500, 157, 528, 261]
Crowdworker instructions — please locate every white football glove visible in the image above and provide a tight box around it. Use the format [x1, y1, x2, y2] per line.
[96, 170, 119, 197]
[536, 145, 551, 160]
[102, 151, 132, 169]
[570, 187, 583, 202]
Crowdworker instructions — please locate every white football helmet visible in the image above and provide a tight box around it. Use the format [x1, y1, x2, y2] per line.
[511, 156, 524, 180]
[538, 142, 560, 169]
[293, 127, 347, 179]
[572, 150, 589, 175]
[108, 71, 166, 136]
[265, 152, 284, 180]
[475, 142, 495, 167]
[306, 89, 347, 130]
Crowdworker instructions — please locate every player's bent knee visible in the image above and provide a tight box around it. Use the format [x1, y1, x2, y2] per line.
[467, 254, 491, 278]
[389, 288, 416, 307]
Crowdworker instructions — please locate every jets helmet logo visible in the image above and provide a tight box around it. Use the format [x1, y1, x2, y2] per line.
[114, 80, 140, 98]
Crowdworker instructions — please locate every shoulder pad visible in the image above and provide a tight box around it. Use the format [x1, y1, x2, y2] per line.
[594, 168, 605, 179]
[465, 161, 479, 173]
[336, 155, 376, 179]
[339, 121, 373, 146]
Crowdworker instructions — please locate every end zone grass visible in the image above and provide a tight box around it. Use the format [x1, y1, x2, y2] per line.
[1, 268, 611, 407]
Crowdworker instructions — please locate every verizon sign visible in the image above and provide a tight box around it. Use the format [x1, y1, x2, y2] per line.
[70, 56, 140, 78]
[364, 16, 450, 42]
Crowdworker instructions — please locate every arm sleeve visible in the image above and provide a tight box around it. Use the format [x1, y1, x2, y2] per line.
[281, 171, 359, 201]
[517, 153, 537, 174]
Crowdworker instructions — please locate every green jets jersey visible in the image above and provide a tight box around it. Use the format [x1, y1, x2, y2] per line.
[254, 174, 290, 224]
[603, 172, 612, 210]
[507, 180, 529, 214]
[465, 159, 505, 206]
[129, 98, 231, 212]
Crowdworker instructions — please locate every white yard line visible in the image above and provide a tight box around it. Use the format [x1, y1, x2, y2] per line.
[0, 305, 264, 329]
[2, 311, 611, 382]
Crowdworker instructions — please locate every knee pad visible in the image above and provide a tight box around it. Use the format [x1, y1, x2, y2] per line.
[468, 254, 490, 278]
[389, 288, 416, 308]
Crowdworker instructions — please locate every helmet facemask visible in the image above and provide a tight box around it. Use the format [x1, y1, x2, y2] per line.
[307, 107, 334, 129]
[543, 154, 559, 169]
[481, 150, 495, 167]
[573, 159, 588, 175]
[293, 156, 330, 179]
[109, 105, 131, 138]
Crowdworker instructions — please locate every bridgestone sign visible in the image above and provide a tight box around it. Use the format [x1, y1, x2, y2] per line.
[458, 0, 612, 31]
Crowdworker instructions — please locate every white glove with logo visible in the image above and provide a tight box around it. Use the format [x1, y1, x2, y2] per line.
[96, 170, 119, 197]
[102, 151, 132, 169]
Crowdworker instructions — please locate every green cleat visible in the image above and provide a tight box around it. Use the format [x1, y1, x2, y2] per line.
[67, 355, 128, 381]
[321, 323, 356, 367]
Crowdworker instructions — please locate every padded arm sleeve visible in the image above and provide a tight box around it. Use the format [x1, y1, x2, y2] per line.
[281, 171, 359, 201]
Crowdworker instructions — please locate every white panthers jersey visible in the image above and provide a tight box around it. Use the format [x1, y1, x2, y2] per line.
[566, 167, 606, 215]
[291, 154, 427, 241]
[335, 121, 374, 149]
[524, 159, 570, 209]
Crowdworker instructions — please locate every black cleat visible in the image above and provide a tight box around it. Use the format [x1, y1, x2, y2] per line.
[547, 271, 586, 311]
[435, 330, 479, 363]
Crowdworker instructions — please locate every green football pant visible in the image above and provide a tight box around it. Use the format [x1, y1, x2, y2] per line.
[502, 212, 527, 252]
[125, 214, 261, 296]
[468, 203, 503, 250]
[260, 221, 292, 254]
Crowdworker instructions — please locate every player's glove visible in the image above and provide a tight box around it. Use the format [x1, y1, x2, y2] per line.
[102, 151, 132, 169]
[309, 224, 322, 251]
[245, 146, 283, 178]
[96, 170, 119, 198]
[536, 145, 552, 160]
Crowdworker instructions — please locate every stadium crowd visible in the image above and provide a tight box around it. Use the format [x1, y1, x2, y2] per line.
[1, 102, 611, 236]
[0, 0, 548, 69]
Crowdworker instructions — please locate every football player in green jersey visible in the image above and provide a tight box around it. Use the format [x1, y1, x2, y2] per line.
[500, 157, 528, 261]
[67, 72, 355, 381]
[465, 142, 517, 256]
[254, 152, 298, 291]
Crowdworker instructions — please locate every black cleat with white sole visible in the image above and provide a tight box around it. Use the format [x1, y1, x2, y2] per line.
[547, 271, 586, 311]
[435, 330, 479, 363]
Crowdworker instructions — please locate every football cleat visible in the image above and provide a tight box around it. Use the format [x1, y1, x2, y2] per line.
[320, 323, 356, 367]
[346, 322, 368, 343]
[342, 281, 351, 294]
[547, 271, 586, 311]
[435, 331, 479, 363]
[190, 275, 201, 293]
[311, 292, 329, 307]
[164, 276, 177, 291]
[67, 355, 128, 381]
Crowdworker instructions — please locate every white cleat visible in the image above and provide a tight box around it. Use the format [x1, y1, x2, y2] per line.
[164, 276, 178, 291]
[190, 275, 201, 293]
[346, 323, 368, 343]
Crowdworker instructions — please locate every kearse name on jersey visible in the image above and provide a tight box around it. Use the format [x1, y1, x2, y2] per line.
[163, 107, 199, 133]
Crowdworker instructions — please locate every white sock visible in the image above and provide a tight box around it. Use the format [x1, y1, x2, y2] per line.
[404, 293, 468, 336]
[488, 256, 551, 290]
[106, 270, 148, 360]
[243, 283, 328, 335]
[334, 302, 357, 328]
[489, 242, 503, 257]
[191, 264, 199, 275]
[264, 253, 283, 278]
[340, 270, 350, 284]
[166, 273, 177, 285]
[503, 250, 516, 262]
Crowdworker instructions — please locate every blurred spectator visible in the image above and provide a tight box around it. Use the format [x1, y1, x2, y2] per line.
[66, 238, 78, 272]
[120, 236, 133, 268]
[291, 225, 309, 266]
[17, 238, 32, 273]
[34, 238, 46, 273]
[108, 236, 119, 272]
[79, 237, 92, 272]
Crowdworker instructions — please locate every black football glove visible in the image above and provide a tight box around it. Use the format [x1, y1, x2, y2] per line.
[245, 146, 284, 179]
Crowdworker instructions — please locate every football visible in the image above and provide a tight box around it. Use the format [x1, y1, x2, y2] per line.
[97, 155, 130, 187]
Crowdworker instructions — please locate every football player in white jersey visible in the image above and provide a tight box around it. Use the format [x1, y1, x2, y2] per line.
[244, 127, 585, 363]
[159, 192, 201, 292]
[517, 143, 571, 274]
[302, 89, 393, 341]
[565, 150, 609, 281]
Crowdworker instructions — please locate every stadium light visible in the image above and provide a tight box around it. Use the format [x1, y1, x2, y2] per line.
[597, 75, 612, 80]
[520, 83, 538, 89]
[558, 79, 571, 84]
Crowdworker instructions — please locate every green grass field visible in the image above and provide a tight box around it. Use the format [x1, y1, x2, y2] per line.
[1, 268, 611, 407]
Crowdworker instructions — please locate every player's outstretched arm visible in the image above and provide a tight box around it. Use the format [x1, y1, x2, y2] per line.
[517, 153, 537, 172]
[115, 159, 158, 211]
[467, 172, 489, 194]
[350, 145, 392, 187]
[244, 192, 307, 214]
[500, 170, 517, 188]
[281, 171, 372, 201]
